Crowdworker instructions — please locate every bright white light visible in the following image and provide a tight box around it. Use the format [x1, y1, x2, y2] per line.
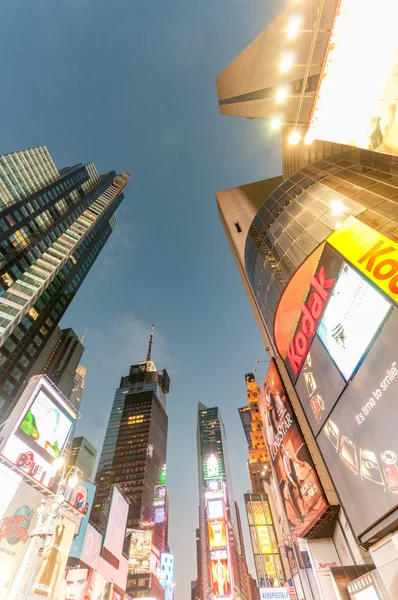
[53, 456, 64, 471]
[280, 55, 293, 73]
[288, 131, 301, 145]
[304, 133, 314, 145]
[68, 472, 79, 488]
[331, 199, 345, 216]
[271, 117, 281, 131]
[276, 87, 287, 104]
[287, 15, 303, 39]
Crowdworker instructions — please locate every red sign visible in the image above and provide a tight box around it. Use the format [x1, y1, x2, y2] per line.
[287, 267, 335, 375]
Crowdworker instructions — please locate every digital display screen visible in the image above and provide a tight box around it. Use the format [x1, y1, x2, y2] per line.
[208, 520, 227, 549]
[205, 477, 223, 499]
[208, 500, 224, 520]
[317, 308, 398, 539]
[18, 389, 73, 460]
[211, 558, 231, 598]
[317, 263, 391, 380]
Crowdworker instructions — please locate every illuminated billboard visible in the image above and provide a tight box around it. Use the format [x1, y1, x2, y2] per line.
[317, 263, 390, 380]
[0, 480, 42, 597]
[258, 361, 328, 537]
[205, 454, 219, 478]
[211, 558, 231, 598]
[155, 507, 165, 523]
[306, 0, 398, 157]
[160, 552, 174, 590]
[318, 307, 398, 539]
[208, 500, 224, 520]
[208, 520, 227, 549]
[154, 485, 166, 499]
[18, 388, 73, 459]
[80, 523, 102, 571]
[30, 514, 76, 597]
[205, 477, 223, 499]
[68, 482, 96, 559]
[129, 529, 152, 574]
[159, 466, 167, 485]
[0, 376, 76, 490]
[103, 486, 129, 558]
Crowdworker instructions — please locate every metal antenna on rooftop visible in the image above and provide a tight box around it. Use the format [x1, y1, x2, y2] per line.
[146, 324, 154, 362]
[80, 329, 88, 344]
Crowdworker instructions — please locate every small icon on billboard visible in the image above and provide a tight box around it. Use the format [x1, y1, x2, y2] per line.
[303, 372, 316, 397]
[381, 450, 398, 494]
[339, 436, 359, 475]
[310, 395, 324, 422]
[360, 449, 385, 488]
[324, 420, 339, 452]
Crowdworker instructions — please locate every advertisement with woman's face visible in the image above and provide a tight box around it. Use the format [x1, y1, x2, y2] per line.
[258, 360, 328, 538]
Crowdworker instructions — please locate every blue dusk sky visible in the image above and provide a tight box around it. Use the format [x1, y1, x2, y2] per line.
[2, 0, 284, 597]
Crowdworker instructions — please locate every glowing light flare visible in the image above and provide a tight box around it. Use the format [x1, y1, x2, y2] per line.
[280, 54, 293, 73]
[288, 131, 301, 145]
[276, 86, 288, 104]
[270, 117, 282, 131]
[331, 199, 345, 217]
[306, 0, 398, 154]
[287, 14, 303, 39]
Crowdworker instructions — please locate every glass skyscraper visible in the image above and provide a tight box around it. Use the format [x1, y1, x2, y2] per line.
[196, 404, 249, 600]
[0, 145, 130, 417]
[91, 336, 171, 600]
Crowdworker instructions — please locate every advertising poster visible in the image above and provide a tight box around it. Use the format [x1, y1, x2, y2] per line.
[256, 526, 273, 554]
[58, 565, 95, 600]
[318, 307, 398, 538]
[128, 529, 152, 574]
[296, 335, 346, 436]
[259, 360, 328, 537]
[0, 463, 22, 520]
[306, 0, 398, 157]
[0, 480, 42, 600]
[103, 487, 129, 559]
[211, 558, 231, 598]
[68, 483, 97, 560]
[208, 520, 227, 549]
[30, 515, 76, 598]
[80, 524, 102, 571]
[18, 388, 73, 459]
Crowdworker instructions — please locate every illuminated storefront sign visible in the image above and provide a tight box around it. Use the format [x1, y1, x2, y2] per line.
[205, 477, 223, 499]
[258, 361, 328, 538]
[306, 0, 398, 157]
[208, 520, 227, 549]
[129, 529, 152, 574]
[259, 588, 289, 600]
[211, 558, 231, 598]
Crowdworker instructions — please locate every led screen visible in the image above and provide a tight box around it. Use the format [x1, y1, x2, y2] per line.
[155, 507, 165, 523]
[129, 530, 152, 574]
[154, 485, 166, 499]
[205, 477, 223, 499]
[208, 500, 224, 520]
[18, 388, 73, 459]
[318, 308, 398, 539]
[211, 558, 231, 598]
[208, 520, 227, 549]
[317, 263, 391, 380]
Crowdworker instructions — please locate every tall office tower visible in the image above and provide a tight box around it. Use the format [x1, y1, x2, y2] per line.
[216, 0, 337, 122]
[238, 373, 271, 493]
[0, 145, 130, 418]
[25, 325, 84, 398]
[92, 329, 171, 600]
[69, 364, 87, 410]
[197, 404, 249, 600]
[68, 435, 97, 481]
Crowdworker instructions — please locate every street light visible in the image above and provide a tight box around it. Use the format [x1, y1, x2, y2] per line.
[15, 456, 80, 600]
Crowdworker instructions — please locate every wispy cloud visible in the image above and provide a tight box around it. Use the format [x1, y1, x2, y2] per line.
[99, 216, 140, 279]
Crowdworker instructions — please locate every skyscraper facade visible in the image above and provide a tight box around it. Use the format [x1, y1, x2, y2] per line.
[92, 333, 170, 600]
[69, 364, 87, 411]
[68, 435, 97, 481]
[0, 145, 130, 418]
[26, 325, 84, 399]
[197, 403, 249, 600]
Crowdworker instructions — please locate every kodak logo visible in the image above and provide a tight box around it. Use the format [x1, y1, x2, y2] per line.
[287, 266, 335, 374]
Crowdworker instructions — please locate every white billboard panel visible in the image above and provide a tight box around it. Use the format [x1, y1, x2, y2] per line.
[103, 486, 129, 558]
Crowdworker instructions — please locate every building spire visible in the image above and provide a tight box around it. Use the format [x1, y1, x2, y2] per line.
[80, 329, 88, 344]
[146, 324, 154, 362]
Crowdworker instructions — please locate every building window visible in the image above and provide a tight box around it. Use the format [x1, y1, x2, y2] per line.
[234, 221, 242, 233]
